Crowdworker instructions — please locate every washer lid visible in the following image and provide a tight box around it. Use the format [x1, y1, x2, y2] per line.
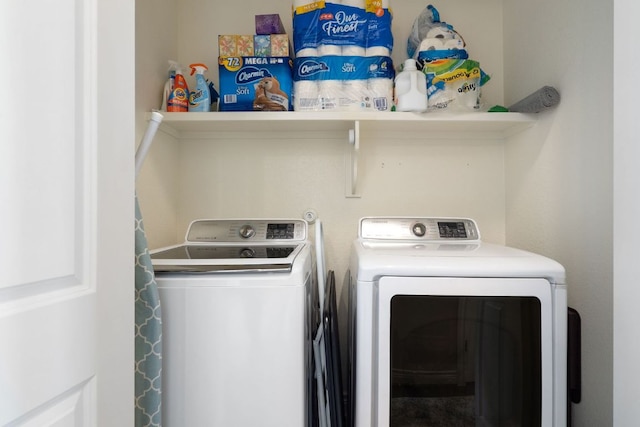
[150, 243, 306, 273]
[150, 219, 309, 274]
[152, 244, 299, 260]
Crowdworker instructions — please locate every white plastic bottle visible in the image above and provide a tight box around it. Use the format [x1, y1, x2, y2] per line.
[394, 58, 428, 112]
[161, 60, 178, 111]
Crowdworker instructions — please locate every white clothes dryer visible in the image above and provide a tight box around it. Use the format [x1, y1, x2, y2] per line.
[348, 217, 568, 427]
[151, 219, 314, 427]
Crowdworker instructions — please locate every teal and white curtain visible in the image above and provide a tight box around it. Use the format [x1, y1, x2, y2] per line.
[135, 195, 162, 427]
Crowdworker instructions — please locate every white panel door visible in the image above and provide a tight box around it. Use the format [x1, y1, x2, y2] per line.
[0, 0, 134, 425]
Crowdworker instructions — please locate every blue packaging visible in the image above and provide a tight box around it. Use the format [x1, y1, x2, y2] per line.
[293, 2, 393, 54]
[218, 56, 293, 111]
[293, 55, 393, 82]
[293, 55, 395, 112]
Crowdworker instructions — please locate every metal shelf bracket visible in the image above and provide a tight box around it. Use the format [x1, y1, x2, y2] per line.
[345, 121, 360, 198]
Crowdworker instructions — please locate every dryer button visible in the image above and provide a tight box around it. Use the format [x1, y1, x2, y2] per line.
[412, 222, 427, 237]
[239, 224, 256, 239]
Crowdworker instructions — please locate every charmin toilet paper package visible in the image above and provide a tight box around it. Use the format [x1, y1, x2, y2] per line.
[293, 55, 394, 111]
[218, 56, 293, 111]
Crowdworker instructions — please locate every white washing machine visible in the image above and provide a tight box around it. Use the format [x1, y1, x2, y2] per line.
[348, 217, 568, 427]
[151, 218, 314, 427]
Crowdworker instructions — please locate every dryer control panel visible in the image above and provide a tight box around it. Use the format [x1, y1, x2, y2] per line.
[186, 219, 307, 243]
[359, 217, 480, 241]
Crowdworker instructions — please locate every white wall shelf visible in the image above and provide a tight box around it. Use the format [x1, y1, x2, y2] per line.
[147, 110, 536, 198]
[151, 111, 536, 140]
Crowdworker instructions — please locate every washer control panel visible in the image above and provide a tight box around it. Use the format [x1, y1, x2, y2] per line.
[359, 217, 480, 241]
[186, 219, 307, 243]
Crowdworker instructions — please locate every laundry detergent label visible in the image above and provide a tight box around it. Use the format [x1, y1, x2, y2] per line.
[292, 1, 392, 54]
[219, 56, 293, 111]
[167, 87, 189, 112]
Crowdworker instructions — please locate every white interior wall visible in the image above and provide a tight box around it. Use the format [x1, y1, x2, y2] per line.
[614, 0, 640, 423]
[135, 0, 614, 424]
[503, 0, 613, 425]
[176, 134, 506, 286]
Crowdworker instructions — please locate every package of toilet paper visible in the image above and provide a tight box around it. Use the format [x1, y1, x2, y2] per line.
[292, 55, 394, 111]
[291, 1, 394, 111]
[218, 56, 294, 111]
[292, 1, 393, 57]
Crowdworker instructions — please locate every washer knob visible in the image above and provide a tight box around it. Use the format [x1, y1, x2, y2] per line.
[240, 248, 256, 258]
[239, 224, 256, 239]
[412, 222, 427, 237]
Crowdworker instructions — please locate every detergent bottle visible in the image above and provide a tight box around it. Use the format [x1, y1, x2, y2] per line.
[188, 63, 211, 112]
[167, 63, 189, 112]
[394, 59, 428, 112]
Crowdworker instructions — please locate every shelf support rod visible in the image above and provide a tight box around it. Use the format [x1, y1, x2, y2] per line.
[345, 120, 361, 198]
[135, 111, 164, 180]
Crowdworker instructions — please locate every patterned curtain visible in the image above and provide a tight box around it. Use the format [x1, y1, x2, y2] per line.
[134, 195, 162, 427]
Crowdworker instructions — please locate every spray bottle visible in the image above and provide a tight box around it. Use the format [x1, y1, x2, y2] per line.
[188, 63, 211, 112]
[167, 63, 189, 112]
[161, 60, 178, 111]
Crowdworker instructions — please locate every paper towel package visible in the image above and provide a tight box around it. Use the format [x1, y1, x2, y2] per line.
[423, 59, 487, 111]
[218, 56, 293, 111]
[293, 55, 394, 111]
[407, 4, 491, 112]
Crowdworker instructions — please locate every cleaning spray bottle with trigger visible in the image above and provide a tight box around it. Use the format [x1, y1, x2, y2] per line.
[161, 60, 178, 111]
[188, 63, 211, 112]
[167, 63, 189, 112]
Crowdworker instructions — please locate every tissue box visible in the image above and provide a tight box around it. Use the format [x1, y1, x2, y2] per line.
[255, 14, 286, 35]
[270, 34, 290, 57]
[219, 35, 291, 58]
[254, 35, 271, 56]
[236, 35, 255, 56]
[218, 35, 255, 56]
[218, 56, 293, 111]
[255, 35, 291, 57]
